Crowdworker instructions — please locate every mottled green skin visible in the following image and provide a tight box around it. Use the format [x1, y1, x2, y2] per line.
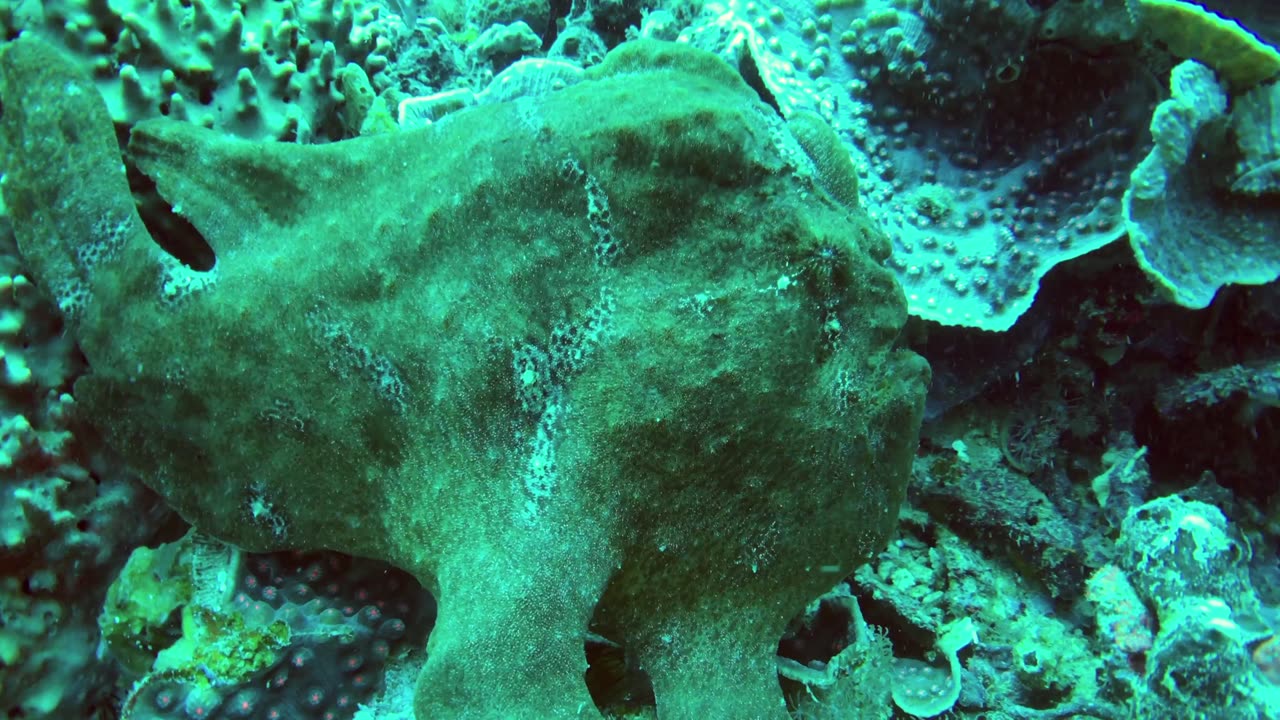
[1, 37, 928, 718]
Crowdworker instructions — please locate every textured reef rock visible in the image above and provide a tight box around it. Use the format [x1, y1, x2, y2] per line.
[0, 37, 928, 719]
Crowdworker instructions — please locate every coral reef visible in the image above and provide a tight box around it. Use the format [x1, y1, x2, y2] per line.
[1, 0, 1279, 718]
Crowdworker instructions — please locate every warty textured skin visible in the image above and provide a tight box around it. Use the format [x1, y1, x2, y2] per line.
[0, 37, 929, 719]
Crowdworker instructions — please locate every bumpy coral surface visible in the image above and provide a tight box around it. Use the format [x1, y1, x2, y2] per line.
[678, 0, 1280, 329]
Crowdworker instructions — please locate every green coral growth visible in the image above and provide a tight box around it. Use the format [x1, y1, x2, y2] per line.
[98, 538, 194, 676]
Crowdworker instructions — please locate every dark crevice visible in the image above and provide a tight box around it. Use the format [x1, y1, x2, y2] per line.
[584, 632, 655, 715]
[738, 50, 783, 118]
[124, 160, 217, 272]
[544, 0, 575, 49]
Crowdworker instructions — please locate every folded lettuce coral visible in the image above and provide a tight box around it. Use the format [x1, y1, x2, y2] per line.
[1124, 60, 1280, 308]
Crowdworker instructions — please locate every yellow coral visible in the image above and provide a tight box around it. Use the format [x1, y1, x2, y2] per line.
[1133, 0, 1280, 91]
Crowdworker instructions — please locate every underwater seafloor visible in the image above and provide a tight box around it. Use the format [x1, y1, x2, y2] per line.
[1, 0, 1279, 718]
